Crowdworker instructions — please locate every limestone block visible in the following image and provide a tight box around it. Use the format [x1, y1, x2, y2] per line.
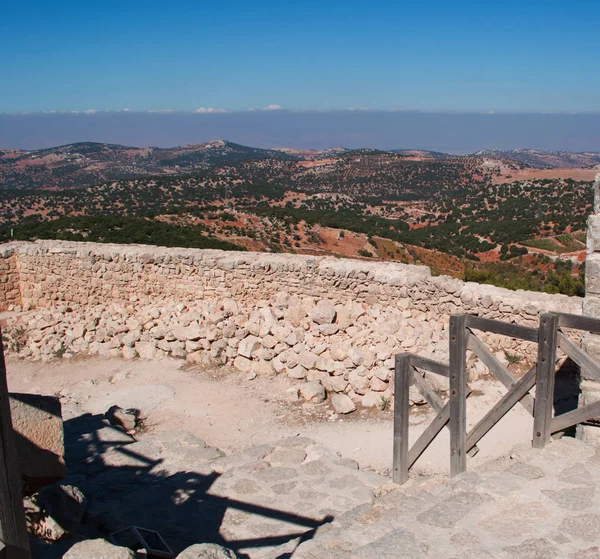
[299, 381, 326, 403]
[583, 296, 600, 319]
[238, 335, 261, 359]
[588, 215, 600, 255]
[297, 350, 319, 369]
[587, 254, 600, 295]
[63, 539, 135, 559]
[331, 393, 356, 414]
[176, 543, 238, 559]
[311, 299, 336, 325]
[349, 370, 369, 395]
[9, 393, 66, 493]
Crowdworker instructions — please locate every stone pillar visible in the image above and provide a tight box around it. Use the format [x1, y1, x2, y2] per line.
[581, 173, 600, 442]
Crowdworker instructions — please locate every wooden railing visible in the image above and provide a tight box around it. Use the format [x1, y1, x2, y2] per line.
[535, 312, 600, 447]
[393, 311, 600, 484]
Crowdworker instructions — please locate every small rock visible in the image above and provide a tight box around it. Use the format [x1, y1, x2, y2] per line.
[176, 542, 238, 558]
[105, 405, 138, 433]
[246, 371, 257, 381]
[299, 382, 326, 403]
[332, 394, 356, 414]
[311, 299, 337, 325]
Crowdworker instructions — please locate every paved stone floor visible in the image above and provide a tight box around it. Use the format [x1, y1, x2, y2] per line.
[32, 401, 600, 558]
[293, 437, 600, 559]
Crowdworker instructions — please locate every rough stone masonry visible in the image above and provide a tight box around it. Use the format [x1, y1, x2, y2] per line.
[580, 172, 600, 440]
[0, 240, 583, 409]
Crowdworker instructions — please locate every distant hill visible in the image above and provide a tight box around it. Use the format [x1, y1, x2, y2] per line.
[0, 140, 297, 190]
[473, 149, 600, 169]
[391, 149, 449, 159]
[2, 139, 600, 191]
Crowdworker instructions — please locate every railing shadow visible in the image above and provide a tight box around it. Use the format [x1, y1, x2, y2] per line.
[30, 412, 332, 558]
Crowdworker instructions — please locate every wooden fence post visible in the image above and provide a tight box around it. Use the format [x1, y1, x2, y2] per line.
[393, 353, 412, 484]
[0, 330, 31, 559]
[449, 315, 467, 477]
[533, 313, 559, 449]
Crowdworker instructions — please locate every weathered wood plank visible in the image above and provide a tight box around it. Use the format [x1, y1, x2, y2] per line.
[558, 333, 600, 383]
[393, 354, 412, 484]
[0, 330, 31, 559]
[411, 370, 444, 413]
[408, 401, 450, 468]
[557, 313, 600, 335]
[408, 355, 450, 378]
[551, 401, 600, 434]
[533, 313, 559, 449]
[467, 331, 535, 416]
[466, 365, 537, 452]
[465, 315, 539, 342]
[449, 314, 467, 477]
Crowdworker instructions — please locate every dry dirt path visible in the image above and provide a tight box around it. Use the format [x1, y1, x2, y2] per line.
[7, 356, 535, 476]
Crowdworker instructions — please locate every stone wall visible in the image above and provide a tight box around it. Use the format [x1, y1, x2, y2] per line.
[0, 246, 21, 311]
[1, 240, 581, 319]
[581, 173, 600, 439]
[0, 240, 583, 410]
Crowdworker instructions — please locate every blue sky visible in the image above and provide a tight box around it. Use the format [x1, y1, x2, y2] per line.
[2, 0, 599, 114]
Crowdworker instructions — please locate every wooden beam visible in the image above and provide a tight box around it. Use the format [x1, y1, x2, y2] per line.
[449, 314, 467, 477]
[465, 315, 539, 342]
[558, 332, 600, 383]
[411, 370, 444, 413]
[551, 401, 600, 434]
[466, 365, 537, 452]
[0, 330, 31, 559]
[392, 354, 412, 485]
[556, 312, 600, 335]
[467, 331, 535, 416]
[408, 355, 449, 378]
[408, 401, 450, 468]
[533, 313, 559, 449]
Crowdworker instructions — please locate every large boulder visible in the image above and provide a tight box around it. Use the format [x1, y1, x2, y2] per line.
[9, 393, 65, 493]
[177, 543, 238, 558]
[63, 539, 135, 559]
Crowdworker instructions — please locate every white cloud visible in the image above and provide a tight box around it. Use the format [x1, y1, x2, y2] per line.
[122, 108, 131, 112]
[147, 109, 175, 113]
[84, 109, 97, 114]
[348, 106, 369, 111]
[193, 107, 228, 114]
[263, 104, 283, 111]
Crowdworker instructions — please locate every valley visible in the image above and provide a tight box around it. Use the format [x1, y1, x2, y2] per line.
[0, 140, 597, 296]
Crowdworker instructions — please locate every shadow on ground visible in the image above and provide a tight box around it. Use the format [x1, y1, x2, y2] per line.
[31, 412, 332, 558]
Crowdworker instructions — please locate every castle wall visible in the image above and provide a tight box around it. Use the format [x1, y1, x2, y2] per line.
[0, 240, 583, 407]
[0, 246, 22, 311]
[1, 240, 581, 320]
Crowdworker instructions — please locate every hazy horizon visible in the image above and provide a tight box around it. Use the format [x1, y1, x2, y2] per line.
[2, 111, 600, 153]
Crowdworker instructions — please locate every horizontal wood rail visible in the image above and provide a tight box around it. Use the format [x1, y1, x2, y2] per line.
[465, 315, 539, 342]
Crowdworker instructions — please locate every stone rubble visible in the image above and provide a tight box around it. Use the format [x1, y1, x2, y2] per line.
[1, 296, 545, 411]
[0, 240, 584, 411]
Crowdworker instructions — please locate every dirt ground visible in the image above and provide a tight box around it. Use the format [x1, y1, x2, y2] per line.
[6, 356, 537, 477]
[495, 168, 599, 184]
